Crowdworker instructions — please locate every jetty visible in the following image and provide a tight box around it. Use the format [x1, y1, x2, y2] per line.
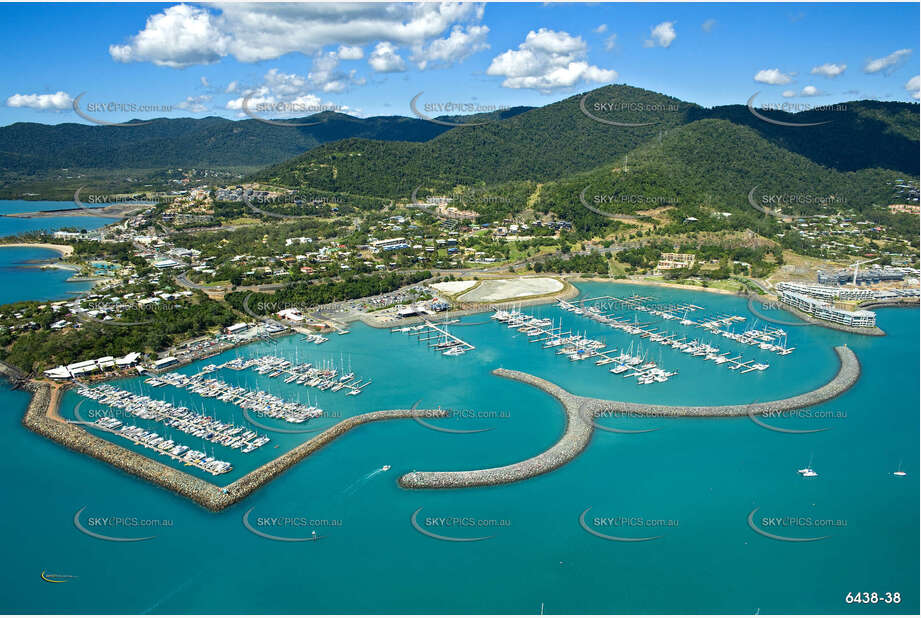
[399, 345, 860, 489]
[394, 319, 475, 356]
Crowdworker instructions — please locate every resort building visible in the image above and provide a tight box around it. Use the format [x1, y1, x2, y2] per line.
[778, 289, 876, 328]
[777, 282, 919, 303]
[371, 237, 410, 251]
[817, 267, 905, 286]
[656, 253, 696, 271]
[43, 352, 142, 380]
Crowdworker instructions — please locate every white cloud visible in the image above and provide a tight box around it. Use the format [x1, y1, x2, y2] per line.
[864, 49, 911, 74]
[702, 19, 716, 33]
[109, 3, 485, 67]
[336, 45, 364, 60]
[800, 85, 822, 96]
[644, 21, 676, 48]
[906, 75, 920, 100]
[109, 4, 229, 68]
[200, 76, 210, 88]
[369, 42, 406, 73]
[486, 28, 616, 92]
[604, 34, 618, 51]
[176, 94, 212, 112]
[225, 81, 238, 93]
[6, 91, 72, 110]
[810, 63, 846, 78]
[594, 24, 607, 34]
[411, 24, 489, 70]
[781, 90, 796, 98]
[225, 69, 349, 117]
[754, 68, 794, 85]
[309, 51, 365, 92]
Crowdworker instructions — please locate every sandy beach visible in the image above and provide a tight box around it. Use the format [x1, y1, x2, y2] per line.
[0, 242, 74, 257]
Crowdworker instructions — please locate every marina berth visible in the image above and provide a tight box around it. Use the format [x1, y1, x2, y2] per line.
[553, 295, 791, 375]
[494, 305, 678, 384]
[77, 383, 271, 452]
[393, 318, 475, 356]
[150, 370, 325, 423]
[218, 353, 370, 396]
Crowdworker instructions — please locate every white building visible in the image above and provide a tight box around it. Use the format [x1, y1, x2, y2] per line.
[778, 289, 876, 328]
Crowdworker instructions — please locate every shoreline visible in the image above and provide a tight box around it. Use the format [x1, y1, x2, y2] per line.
[0, 242, 74, 257]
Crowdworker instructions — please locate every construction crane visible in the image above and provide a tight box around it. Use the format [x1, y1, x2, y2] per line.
[848, 257, 878, 285]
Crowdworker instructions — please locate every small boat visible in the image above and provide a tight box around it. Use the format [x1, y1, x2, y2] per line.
[382, 465, 391, 471]
[797, 455, 818, 477]
[893, 460, 907, 477]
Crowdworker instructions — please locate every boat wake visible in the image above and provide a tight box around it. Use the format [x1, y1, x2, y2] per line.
[341, 466, 390, 495]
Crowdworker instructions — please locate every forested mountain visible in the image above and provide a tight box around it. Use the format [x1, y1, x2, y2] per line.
[0, 112, 454, 173]
[252, 85, 919, 199]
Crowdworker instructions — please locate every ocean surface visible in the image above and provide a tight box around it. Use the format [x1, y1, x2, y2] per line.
[0, 200, 117, 238]
[0, 281, 917, 614]
[0, 246, 91, 305]
[0, 200, 117, 304]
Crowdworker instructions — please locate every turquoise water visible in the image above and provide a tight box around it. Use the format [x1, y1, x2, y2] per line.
[0, 199, 116, 304]
[0, 200, 117, 238]
[0, 246, 91, 305]
[0, 282, 917, 614]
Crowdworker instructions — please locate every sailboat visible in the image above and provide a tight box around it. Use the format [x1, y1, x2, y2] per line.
[797, 454, 818, 477]
[893, 460, 907, 477]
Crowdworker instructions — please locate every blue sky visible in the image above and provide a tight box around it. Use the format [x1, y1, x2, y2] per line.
[1, 2, 918, 126]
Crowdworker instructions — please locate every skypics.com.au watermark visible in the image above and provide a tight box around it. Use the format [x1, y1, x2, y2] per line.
[747, 92, 847, 128]
[410, 92, 511, 127]
[241, 95, 346, 127]
[411, 405, 510, 434]
[747, 507, 846, 542]
[73, 506, 171, 542]
[579, 507, 677, 542]
[242, 193, 331, 220]
[747, 404, 847, 434]
[73, 186, 166, 218]
[579, 93, 681, 127]
[410, 507, 510, 542]
[578, 186, 676, 220]
[72, 93, 170, 127]
[242, 507, 340, 542]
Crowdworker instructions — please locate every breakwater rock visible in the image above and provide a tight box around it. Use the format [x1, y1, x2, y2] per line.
[399, 346, 860, 489]
[22, 385, 445, 512]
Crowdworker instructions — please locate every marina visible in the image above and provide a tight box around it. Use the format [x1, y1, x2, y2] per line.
[147, 371, 326, 424]
[393, 319, 475, 356]
[492, 307, 677, 384]
[76, 383, 271, 454]
[555, 297, 774, 374]
[73, 416, 234, 475]
[217, 354, 371, 396]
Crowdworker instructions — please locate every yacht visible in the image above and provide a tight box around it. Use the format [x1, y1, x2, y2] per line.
[893, 460, 907, 477]
[797, 456, 818, 477]
[382, 465, 391, 471]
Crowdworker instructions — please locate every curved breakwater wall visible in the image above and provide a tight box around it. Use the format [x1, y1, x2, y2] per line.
[20, 346, 860, 503]
[399, 372, 594, 490]
[399, 346, 860, 489]
[21, 381, 445, 512]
